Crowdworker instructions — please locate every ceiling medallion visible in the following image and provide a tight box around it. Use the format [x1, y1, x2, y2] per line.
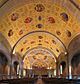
[52, 40, 56, 44]
[35, 4, 45, 12]
[56, 48, 59, 52]
[50, 47, 53, 50]
[56, 31, 61, 36]
[48, 17, 55, 23]
[20, 48, 24, 52]
[45, 41, 49, 44]
[38, 44, 42, 45]
[38, 36, 43, 39]
[30, 41, 35, 44]
[66, 30, 71, 37]
[11, 13, 19, 21]
[39, 40, 41, 42]
[23, 40, 27, 44]
[36, 24, 43, 28]
[19, 30, 23, 35]
[26, 47, 30, 50]
[33, 56, 36, 60]
[24, 17, 32, 23]
[44, 56, 47, 60]
[8, 29, 13, 37]
[38, 16, 42, 21]
[60, 12, 68, 22]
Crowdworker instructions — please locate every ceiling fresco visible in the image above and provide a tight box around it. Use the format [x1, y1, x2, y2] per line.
[0, 0, 80, 69]
[23, 47, 56, 69]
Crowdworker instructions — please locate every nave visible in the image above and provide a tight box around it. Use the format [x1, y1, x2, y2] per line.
[0, 0, 80, 84]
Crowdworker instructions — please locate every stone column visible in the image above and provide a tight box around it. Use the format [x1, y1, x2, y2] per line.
[66, 53, 69, 79]
[69, 61, 72, 79]
[20, 61, 24, 78]
[56, 61, 58, 77]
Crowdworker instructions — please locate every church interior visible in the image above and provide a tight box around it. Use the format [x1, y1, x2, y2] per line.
[0, 0, 80, 84]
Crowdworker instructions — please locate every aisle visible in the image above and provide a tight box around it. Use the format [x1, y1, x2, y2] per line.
[36, 78, 45, 84]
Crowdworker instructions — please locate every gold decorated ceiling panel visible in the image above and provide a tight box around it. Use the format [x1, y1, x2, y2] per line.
[24, 54, 56, 69]
[0, 0, 80, 59]
[14, 31, 65, 58]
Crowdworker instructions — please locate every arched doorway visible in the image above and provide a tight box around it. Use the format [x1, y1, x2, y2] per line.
[71, 53, 80, 78]
[0, 52, 8, 75]
[13, 61, 19, 75]
[59, 61, 66, 77]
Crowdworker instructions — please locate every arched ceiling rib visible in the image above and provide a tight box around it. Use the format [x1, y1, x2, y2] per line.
[23, 47, 57, 61]
[0, 0, 9, 8]
[70, 0, 80, 11]
[12, 31, 66, 58]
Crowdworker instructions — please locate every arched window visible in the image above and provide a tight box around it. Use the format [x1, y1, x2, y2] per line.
[59, 61, 66, 75]
[71, 53, 80, 76]
[13, 61, 19, 74]
[0, 52, 8, 74]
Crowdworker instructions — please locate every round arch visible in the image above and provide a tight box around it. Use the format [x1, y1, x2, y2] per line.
[22, 46, 57, 62]
[11, 30, 67, 55]
[68, 34, 80, 62]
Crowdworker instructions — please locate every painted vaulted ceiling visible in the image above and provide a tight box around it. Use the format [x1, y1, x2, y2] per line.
[0, 0, 80, 69]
